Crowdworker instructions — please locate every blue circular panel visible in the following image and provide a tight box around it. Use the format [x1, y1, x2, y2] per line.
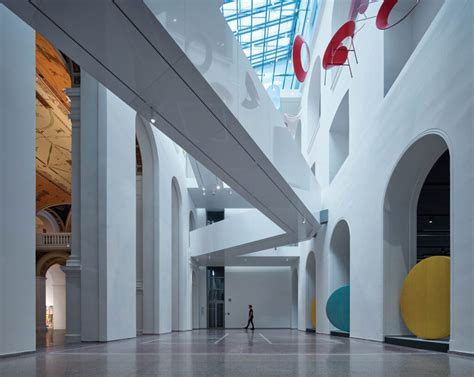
[326, 285, 350, 333]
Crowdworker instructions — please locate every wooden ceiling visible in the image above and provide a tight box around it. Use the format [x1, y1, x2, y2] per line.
[36, 33, 72, 210]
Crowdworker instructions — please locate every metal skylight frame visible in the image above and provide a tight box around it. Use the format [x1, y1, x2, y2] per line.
[221, 0, 315, 90]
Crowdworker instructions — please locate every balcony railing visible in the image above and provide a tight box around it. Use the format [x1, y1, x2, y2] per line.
[36, 233, 71, 251]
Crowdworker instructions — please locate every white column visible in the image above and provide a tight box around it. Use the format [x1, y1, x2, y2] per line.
[80, 71, 136, 342]
[63, 86, 82, 343]
[136, 176, 144, 335]
[0, 5, 36, 356]
[35, 276, 47, 332]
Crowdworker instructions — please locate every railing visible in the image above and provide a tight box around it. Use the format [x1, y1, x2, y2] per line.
[36, 233, 71, 251]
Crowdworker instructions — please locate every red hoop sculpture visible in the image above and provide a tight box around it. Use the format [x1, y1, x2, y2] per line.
[322, 20, 358, 85]
[292, 35, 310, 83]
[376, 0, 421, 30]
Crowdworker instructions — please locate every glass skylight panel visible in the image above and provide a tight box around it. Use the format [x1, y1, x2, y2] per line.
[221, 0, 316, 90]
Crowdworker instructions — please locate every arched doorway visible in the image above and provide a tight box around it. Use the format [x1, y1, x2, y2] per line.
[45, 264, 66, 331]
[192, 270, 199, 329]
[305, 252, 316, 330]
[383, 134, 450, 339]
[329, 220, 350, 333]
[291, 268, 298, 329]
[171, 178, 182, 331]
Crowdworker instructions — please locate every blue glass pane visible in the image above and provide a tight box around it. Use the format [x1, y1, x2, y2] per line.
[221, 0, 317, 90]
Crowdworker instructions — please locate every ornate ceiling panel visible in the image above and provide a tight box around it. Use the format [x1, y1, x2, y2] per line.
[35, 33, 72, 210]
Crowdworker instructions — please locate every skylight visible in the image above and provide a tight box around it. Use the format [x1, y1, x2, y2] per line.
[221, 0, 317, 90]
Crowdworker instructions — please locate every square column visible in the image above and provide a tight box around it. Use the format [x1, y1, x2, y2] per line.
[63, 86, 82, 343]
[0, 5, 36, 356]
[80, 72, 136, 342]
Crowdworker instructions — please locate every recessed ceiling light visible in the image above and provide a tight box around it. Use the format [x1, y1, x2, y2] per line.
[428, 216, 433, 224]
[151, 118, 156, 124]
[216, 185, 221, 190]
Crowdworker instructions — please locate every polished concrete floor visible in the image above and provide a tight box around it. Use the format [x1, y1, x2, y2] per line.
[1, 330, 473, 376]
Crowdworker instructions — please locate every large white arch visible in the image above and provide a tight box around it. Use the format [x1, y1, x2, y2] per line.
[383, 133, 450, 337]
[136, 115, 161, 335]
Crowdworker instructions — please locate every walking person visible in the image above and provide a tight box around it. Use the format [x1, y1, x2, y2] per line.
[244, 304, 255, 330]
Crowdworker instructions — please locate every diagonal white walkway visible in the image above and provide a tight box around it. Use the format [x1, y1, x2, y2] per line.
[3, 0, 321, 253]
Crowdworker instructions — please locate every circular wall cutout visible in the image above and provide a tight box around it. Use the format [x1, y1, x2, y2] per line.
[400, 256, 450, 340]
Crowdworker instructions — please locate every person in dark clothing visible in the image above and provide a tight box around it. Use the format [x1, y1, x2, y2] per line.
[244, 304, 255, 330]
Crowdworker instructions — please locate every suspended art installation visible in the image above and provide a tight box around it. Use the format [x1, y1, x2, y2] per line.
[376, 0, 421, 30]
[322, 20, 358, 85]
[292, 35, 310, 83]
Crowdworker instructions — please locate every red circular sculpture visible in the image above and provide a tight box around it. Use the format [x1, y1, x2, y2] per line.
[292, 35, 310, 83]
[322, 20, 356, 71]
[376, 0, 421, 30]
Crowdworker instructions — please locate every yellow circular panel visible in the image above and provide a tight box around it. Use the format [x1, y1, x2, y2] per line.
[400, 256, 450, 340]
[311, 298, 317, 328]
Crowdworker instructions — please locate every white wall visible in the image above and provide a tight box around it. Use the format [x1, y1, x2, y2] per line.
[225, 267, 292, 329]
[80, 72, 136, 342]
[136, 116, 195, 334]
[299, 0, 473, 354]
[0, 5, 35, 356]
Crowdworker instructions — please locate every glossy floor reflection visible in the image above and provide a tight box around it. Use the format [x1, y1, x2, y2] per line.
[1, 330, 473, 376]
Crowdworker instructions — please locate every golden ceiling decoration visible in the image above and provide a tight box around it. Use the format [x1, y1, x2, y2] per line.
[36, 33, 72, 210]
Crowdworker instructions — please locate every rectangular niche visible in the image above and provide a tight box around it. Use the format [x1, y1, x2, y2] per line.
[329, 92, 349, 183]
[383, 0, 445, 96]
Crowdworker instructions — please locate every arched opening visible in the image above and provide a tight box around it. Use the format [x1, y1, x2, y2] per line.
[329, 220, 350, 333]
[332, 0, 352, 35]
[192, 270, 199, 329]
[36, 251, 68, 347]
[383, 0, 445, 95]
[383, 134, 450, 341]
[36, 210, 61, 233]
[45, 264, 66, 331]
[189, 210, 196, 247]
[329, 91, 349, 183]
[307, 57, 322, 147]
[171, 178, 182, 331]
[291, 268, 299, 329]
[136, 115, 160, 335]
[305, 251, 316, 330]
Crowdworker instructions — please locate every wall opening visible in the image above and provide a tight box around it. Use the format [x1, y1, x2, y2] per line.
[329, 92, 349, 182]
[171, 178, 182, 331]
[383, 134, 450, 339]
[329, 220, 350, 333]
[305, 252, 316, 330]
[383, 0, 445, 96]
[307, 57, 322, 145]
[292, 268, 299, 329]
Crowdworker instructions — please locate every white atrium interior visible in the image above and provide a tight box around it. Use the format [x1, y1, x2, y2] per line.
[0, 0, 473, 376]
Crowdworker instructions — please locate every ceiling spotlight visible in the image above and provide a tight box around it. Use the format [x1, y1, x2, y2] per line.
[302, 218, 306, 224]
[151, 118, 156, 124]
[202, 187, 206, 191]
[202, 191, 206, 196]
[229, 190, 233, 195]
[428, 216, 433, 224]
[173, 18, 177, 22]
[216, 184, 221, 190]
